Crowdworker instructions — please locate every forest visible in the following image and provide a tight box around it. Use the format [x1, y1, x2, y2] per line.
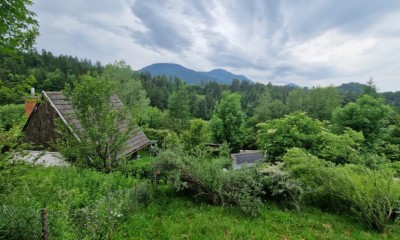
[1, 2, 400, 239]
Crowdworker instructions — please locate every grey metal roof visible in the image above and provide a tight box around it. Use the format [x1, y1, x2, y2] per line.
[231, 151, 264, 170]
[27, 91, 149, 156]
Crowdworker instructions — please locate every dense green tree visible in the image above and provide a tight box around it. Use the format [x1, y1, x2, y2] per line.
[182, 118, 211, 151]
[42, 69, 63, 90]
[286, 88, 308, 113]
[333, 95, 394, 146]
[145, 106, 164, 129]
[362, 78, 380, 98]
[0, 0, 39, 54]
[269, 100, 287, 120]
[315, 129, 364, 164]
[286, 87, 341, 120]
[0, 74, 36, 104]
[230, 79, 240, 92]
[0, 49, 103, 104]
[0, 104, 25, 130]
[252, 90, 273, 123]
[252, 91, 287, 123]
[103, 61, 150, 124]
[59, 74, 134, 172]
[257, 112, 323, 161]
[167, 83, 190, 131]
[383, 91, 400, 109]
[306, 86, 342, 120]
[257, 112, 366, 164]
[210, 91, 245, 152]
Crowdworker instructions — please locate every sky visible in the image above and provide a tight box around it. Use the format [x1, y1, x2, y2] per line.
[31, 0, 400, 91]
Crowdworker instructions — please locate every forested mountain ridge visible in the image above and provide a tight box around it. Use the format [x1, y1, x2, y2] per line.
[2, 49, 400, 111]
[139, 63, 252, 85]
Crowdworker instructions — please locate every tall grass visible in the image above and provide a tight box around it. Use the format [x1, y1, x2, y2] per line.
[115, 189, 400, 240]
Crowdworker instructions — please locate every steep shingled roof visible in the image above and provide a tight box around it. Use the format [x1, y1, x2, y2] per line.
[24, 91, 149, 156]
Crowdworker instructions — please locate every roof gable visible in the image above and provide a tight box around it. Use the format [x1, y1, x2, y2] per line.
[24, 91, 149, 155]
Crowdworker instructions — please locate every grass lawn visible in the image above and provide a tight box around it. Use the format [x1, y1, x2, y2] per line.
[115, 191, 400, 240]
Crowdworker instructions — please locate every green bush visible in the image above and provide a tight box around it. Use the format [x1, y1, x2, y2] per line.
[257, 112, 324, 161]
[117, 157, 154, 178]
[143, 128, 175, 149]
[153, 149, 263, 216]
[327, 164, 400, 232]
[0, 104, 25, 130]
[282, 148, 400, 232]
[257, 162, 305, 212]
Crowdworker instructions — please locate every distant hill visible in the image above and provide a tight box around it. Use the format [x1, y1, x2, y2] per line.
[337, 82, 365, 93]
[285, 83, 299, 89]
[139, 63, 252, 85]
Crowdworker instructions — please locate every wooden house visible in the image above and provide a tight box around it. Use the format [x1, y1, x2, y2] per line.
[23, 91, 149, 159]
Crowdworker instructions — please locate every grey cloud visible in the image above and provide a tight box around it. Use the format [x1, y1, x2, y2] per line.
[207, 52, 264, 70]
[31, 0, 400, 91]
[129, 1, 193, 52]
[284, 0, 400, 40]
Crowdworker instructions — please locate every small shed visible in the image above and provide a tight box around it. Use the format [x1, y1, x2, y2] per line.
[231, 150, 264, 170]
[23, 91, 149, 159]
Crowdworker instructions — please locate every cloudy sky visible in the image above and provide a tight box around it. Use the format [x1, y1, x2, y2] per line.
[31, 0, 400, 91]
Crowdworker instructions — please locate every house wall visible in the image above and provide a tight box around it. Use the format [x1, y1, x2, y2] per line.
[24, 101, 58, 149]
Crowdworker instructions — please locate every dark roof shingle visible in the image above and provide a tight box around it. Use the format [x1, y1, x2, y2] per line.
[44, 91, 149, 155]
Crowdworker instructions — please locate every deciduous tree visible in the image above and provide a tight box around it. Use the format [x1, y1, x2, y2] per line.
[210, 91, 245, 152]
[0, 0, 39, 54]
[59, 74, 134, 172]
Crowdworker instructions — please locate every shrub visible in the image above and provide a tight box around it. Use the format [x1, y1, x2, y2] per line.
[258, 162, 305, 212]
[257, 112, 324, 161]
[153, 149, 263, 216]
[282, 148, 400, 232]
[0, 104, 25, 130]
[143, 128, 175, 149]
[116, 157, 153, 179]
[327, 164, 400, 232]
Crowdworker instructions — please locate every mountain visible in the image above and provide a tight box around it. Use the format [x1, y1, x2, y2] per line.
[139, 63, 251, 85]
[199, 69, 249, 84]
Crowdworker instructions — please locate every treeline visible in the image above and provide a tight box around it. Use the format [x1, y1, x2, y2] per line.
[0, 49, 102, 104]
[2, 49, 400, 128]
[2, 49, 400, 111]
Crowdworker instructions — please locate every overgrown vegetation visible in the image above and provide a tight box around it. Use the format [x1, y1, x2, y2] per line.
[57, 74, 135, 173]
[115, 190, 400, 239]
[153, 148, 263, 216]
[1, 3, 400, 237]
[0, 164, 152, 239]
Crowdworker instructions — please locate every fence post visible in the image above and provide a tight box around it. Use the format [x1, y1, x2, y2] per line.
[41, 208, 49, 240]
